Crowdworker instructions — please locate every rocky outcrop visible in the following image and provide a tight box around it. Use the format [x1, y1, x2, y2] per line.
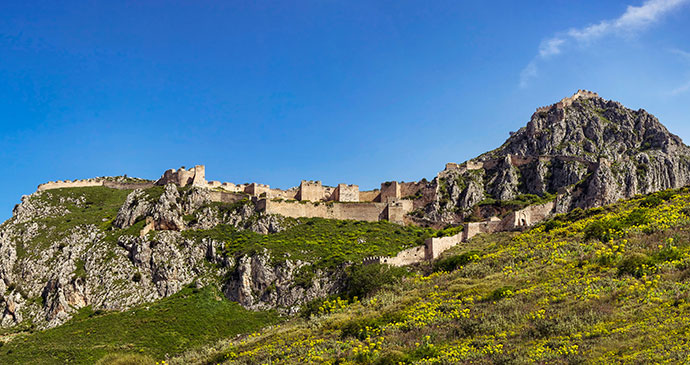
[416, 92, 690, 226]
[0, 186, 332, 329]
[224, 254, 344, 314]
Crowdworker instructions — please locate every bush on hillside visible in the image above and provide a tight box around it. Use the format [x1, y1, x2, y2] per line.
[618, 253, 654, 278]
[343, 264, 410, 300]
[433, 250, 481, 272]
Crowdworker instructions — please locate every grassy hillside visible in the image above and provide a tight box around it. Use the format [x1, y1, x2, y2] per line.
[0, 286, 279, 364]
[183, 218, 435, 268]
[170, 188, 690, 364]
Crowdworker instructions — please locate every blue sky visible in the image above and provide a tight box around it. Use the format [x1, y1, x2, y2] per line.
[1, 0, 689, 220]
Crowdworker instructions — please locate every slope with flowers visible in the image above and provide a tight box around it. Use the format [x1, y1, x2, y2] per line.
[171, 187, 690, 364]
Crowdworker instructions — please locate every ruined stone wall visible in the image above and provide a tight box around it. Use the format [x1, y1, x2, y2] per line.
[445, 163, 461, 171]
[535, 89, 599, 113]
[102, 181, 156, 190]
[504, 201, 556, 229]
[333, 184, 359, 202]
[363, 245, 426, 267]
[400, 182, 422, 198]
[359, 190, 380, 202]
[379, 182, 401, 203]
[424, 233, 464, 260]
[462, 220, 504, 241]
[191, 165, 206, 186]
[261, 200, 387, 222]
[299, 181, 325, 201]
[245, 183, 271, 197]
[385, 199, 413, 224]
[37, 179, 155, 192]
[208, 191, 248, 204]
[156, 165, 207, 187]
[386, 246, 426, 266]
[37, 179, 104, 191]
[267, 188, 299, 200]
[466, 161, 484, 170]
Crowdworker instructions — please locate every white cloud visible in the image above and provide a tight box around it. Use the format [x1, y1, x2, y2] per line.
[670, 80, 690, 95]
[538, 38, 565, 57]
[520, 0, 689, 87]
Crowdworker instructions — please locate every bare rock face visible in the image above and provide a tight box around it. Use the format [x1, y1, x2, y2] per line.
[417, 93, 690, 225]
[113, 189, 151, 228]
[223, 254, 344, 315]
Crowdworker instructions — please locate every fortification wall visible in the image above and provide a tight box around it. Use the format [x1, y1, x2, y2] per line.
[261, 200, 386, 222]
[333, 184, 359, 202]
[380, 182, 400, 203]
[37, 179, 155, 192]
[299, 181, 325, 201]
[400, 182, 422, 198]
[208, 191, 248, 204]
[535, 89, 599, 113]
[386, 199, 413, 224]
[157, 165, 207, 187]
[102, 181, 156, 190]
[268, 188, 299, 200]
[37, 179, 104, 191]
[424, 233, 464, 260]
[463, 220, 504, 241]
[359, 190, 380, 202]
[445, 163, 461, 171]
[363, 245, 426, 267]
[386, 246, 426, 266]
[245, 183, 271, 197]
[504, 201, 556, 229]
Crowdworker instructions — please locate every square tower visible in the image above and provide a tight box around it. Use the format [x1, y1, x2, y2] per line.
[299, 180, 325, 201]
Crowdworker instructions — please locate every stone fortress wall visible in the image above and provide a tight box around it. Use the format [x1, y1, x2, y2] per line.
[365, 201, 557, 267]
[535, 89, 599, 113]
[37, 179, 155, 192]
[154, 165, 415, 225]
[36, 165, 416, 225]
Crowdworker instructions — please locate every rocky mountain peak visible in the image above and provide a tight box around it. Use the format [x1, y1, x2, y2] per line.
[414, 91, 690, 226]
[491, 91, 688, 161]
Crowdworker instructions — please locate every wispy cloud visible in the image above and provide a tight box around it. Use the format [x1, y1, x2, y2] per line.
[669, 48, 690, 95]
[521, 0, 689, 87]
[670, 48, 690, 60]
[670, 80, 690, 95]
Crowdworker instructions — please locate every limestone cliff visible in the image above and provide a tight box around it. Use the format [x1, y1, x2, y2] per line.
[415, 92, 690, 226]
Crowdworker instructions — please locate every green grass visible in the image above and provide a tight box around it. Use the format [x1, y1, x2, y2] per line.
[183, 218, 434, 269]
[0, 286, 280, 365]
[16, 187, 133, 257]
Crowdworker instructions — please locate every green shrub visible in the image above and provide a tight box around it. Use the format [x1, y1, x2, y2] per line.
[433, 250, 481, 272]
[486, 286, 514, 301]
[618, 253, 654, 278]
[343, 264, 410, 300]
